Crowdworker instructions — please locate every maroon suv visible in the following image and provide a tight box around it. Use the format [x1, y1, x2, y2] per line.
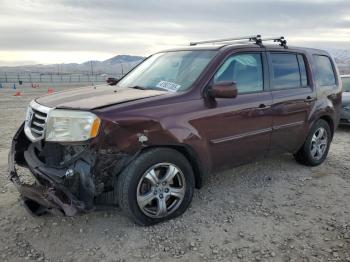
[8, 36, 342, 225]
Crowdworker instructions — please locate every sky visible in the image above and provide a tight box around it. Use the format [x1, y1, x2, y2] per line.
[0, 0, 350, 65]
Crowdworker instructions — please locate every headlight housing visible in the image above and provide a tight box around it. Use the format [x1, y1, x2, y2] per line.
[45, 110, 101, 142]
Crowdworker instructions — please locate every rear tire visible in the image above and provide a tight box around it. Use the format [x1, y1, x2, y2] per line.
[294, 119, 331, 166]
[116, 148, 195, 226]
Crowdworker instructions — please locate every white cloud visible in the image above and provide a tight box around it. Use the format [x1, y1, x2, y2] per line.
[0, 0, 349, 64]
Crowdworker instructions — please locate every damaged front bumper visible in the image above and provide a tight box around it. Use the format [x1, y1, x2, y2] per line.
[8, 123, 128, 216]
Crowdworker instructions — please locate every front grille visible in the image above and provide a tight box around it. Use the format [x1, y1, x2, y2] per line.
[24, 101, 52, 142]
[30, 109, 47, 137]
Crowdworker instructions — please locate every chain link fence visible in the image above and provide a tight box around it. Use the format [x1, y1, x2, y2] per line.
[0, 72, 121, 84]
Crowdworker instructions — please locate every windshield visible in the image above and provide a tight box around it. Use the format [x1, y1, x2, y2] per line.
[342, 77, 350, 92]
[117, 50, 216, 92]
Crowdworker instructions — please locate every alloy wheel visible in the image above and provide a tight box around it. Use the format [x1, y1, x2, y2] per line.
[310, 127, 328, 161]
[136, 163, 186, 218]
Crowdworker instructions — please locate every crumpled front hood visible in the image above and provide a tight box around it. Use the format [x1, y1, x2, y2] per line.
[35, 84, 168, 110]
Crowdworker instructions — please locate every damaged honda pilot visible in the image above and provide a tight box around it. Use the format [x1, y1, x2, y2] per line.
[8, 35, 342, 225]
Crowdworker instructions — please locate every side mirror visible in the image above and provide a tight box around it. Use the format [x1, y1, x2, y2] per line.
[106, 77, 119, 86]
[208, 81, 238, 99]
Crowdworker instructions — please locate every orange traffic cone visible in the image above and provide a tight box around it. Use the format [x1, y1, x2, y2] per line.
[13, 91, 21, 96]
[47, 88, 54, 94]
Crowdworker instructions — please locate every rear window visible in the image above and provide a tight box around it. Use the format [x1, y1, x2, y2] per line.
[313, 55, 336, 86]
[270, 53, 308, 90]
[342, 77, 350, 92]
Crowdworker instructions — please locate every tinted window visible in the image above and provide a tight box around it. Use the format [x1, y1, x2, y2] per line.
[313, 55, 336, 86]
[342, 77, 350, 92]
[214, 53, 263, 94]
[297, 54, 308, 87]
[271, 53, 301, 90]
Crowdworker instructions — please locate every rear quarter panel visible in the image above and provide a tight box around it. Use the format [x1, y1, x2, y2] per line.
[307, 50, 342, 136]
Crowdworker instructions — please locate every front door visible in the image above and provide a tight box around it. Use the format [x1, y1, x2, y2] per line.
[195, 51, 273, 171]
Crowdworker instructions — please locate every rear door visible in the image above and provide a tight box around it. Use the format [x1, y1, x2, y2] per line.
[267, 51, 315, 153]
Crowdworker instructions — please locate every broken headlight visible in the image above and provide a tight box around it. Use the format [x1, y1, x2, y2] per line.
[45, 110, 101, 142]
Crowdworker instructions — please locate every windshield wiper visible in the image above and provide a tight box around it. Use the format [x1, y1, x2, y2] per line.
[129, 85, 169, 91]
[130, 85, 147, 90]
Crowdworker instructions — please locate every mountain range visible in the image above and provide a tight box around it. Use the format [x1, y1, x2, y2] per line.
[328, 49, 350, 64]
[0, 55, 145, 76]
[327, 49, 350, 74]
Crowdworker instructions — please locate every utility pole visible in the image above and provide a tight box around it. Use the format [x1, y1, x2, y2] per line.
[90, 61, 94, 86]
[90, 61, 94, 75]
[120, 62, 124, 76]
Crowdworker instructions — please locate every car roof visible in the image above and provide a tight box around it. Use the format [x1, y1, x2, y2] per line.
[157, 43, 330, 56]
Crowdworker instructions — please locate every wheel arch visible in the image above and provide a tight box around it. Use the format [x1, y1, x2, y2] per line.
[140, 144, 207, 189]
[319, 115, 335, 138]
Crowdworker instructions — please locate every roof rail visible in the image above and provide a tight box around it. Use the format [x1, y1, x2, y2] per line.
[189, 35, 261, 46]
[189, 35, 287, 48]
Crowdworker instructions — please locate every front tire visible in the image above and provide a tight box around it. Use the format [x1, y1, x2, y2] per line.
[116, 148, 195, 226]
[294, 119, 331, 166]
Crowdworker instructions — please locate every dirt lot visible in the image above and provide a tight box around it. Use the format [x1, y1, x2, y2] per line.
[0, 86, 350, 262]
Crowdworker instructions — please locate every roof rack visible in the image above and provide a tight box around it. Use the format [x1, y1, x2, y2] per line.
[189, 35, 261, 46]
[189, 35, 287, 48]
[261, 36, 288, 48]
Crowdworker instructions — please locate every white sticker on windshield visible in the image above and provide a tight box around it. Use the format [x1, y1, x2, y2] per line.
[156, 81, 181, 92]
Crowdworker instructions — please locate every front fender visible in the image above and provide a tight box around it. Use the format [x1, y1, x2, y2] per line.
[97, 118, 212, 187]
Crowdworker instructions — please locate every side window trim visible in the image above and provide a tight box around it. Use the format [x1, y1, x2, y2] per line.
[299, 53, 314, 89]
[267, 51, 311, 91]
[262, 51, 270, 92]
[211, 51, 268, 95]
[296, 54, 308, 87]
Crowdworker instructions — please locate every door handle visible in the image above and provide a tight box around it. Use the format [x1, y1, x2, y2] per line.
[304, 96, 316, 103]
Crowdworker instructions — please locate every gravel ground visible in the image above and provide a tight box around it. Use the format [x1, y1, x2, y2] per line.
[0, 86, 350, 262]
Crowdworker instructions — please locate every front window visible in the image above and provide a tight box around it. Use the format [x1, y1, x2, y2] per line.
[117, 50, 216, 92]
[342, 77, 350, 92]
[213, 53, 264, 94]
